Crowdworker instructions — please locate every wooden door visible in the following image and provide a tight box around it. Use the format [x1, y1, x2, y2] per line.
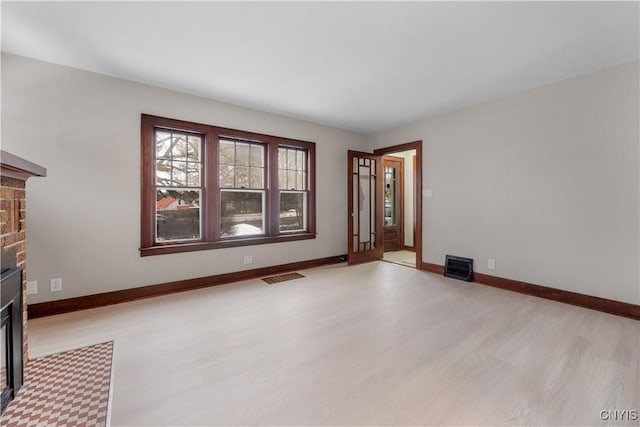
[347, 150, 383, 264]
[382, 156, 404, 252]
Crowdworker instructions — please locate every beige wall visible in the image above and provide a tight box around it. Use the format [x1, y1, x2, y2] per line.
[370, 60, 640, 304]
[3, 54, 638, 306]
[1, 54, 367, 303]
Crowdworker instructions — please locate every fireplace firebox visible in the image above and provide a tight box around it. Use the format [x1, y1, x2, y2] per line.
[0, 250, 23, 414]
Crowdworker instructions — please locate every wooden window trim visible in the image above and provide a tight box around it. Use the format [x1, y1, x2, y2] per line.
[140, 114, 316, 257]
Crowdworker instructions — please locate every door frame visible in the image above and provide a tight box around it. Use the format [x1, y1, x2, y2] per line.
[374, 141, 423, 269]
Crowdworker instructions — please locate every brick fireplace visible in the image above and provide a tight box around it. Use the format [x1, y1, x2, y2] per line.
[0, 150, 46, 410]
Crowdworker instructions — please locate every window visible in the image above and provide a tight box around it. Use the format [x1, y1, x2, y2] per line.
[141, 115, 316, 256]
[219, 139, 265, 237]
[278, 148, 308, 233]
[155, 130, 202, 242]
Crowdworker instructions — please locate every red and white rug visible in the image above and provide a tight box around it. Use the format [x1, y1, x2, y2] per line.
[1, 341, 114, 427]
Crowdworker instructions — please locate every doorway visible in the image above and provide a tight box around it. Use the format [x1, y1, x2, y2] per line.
[381, 147, 418, 267]
[382, 155, 404, 252]
[346, 141, 422, 269]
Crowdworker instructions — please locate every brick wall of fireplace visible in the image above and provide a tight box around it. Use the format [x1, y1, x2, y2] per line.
[0, 175, 29, 366]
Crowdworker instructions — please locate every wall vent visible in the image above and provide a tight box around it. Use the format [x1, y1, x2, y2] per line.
[444, 255, 473, 282]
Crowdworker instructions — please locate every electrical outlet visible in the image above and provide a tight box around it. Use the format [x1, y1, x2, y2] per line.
[243, 255, 253, 265]
[488, 259, 496, 270]
[26, 281, 38, 295]
[50, 278, 62, 292]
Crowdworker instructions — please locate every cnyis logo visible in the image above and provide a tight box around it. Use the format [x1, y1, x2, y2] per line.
[599, 409, 639, 421]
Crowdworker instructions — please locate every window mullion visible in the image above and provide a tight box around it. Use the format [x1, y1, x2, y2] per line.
[205, 130, 220, 242]
[307, 144, 316, 234]
[267, 141, 280, 236]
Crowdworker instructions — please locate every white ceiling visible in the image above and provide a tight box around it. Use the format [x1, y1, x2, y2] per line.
[2, 1, 638, 134]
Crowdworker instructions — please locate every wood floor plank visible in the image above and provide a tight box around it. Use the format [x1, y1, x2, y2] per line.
[27, 262, 639, 426]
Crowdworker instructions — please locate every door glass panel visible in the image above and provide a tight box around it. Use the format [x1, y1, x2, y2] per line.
[384, 166, 397, 226]
[358, 165, 371, 245]
[370, 172, 376, 248]
[352, 174, 359, 250]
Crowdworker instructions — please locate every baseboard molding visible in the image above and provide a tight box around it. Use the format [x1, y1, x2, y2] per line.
[422, 262, 444, 275]
[421, 262, 639, 321]
[403, 245, 415, 252]
[28, 255, 347, 319]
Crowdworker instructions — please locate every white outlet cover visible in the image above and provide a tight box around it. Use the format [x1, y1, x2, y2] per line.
[488, 259, 496, 269]
[26, 281, 38, 295]
[50, 278, 62, 292]
[243, 255, 253, 264]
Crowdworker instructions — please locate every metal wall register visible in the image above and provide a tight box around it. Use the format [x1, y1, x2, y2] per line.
[0, 250, 24, 414]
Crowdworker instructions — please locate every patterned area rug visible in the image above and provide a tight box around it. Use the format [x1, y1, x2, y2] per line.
[1, 341, 114, 427]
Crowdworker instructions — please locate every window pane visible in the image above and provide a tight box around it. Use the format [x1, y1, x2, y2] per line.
[235, 142, 250, 166]
[187, 163, 200, 187]
[219, 140, 235, 165]
[219, 165, 234, 188]
[250, 145, 264, 167]
[221, 191, 264, 237]
[278, 169, 287, 189]
[280, 192, 306, 232]
[156, 189, 200, 242]
[250, 167, 264, 189]
[235, 166, 250, 188]
[287, 149, 297, 170]
[171, 162, 187, 186]
[171, 134, 188, 161]
[296, 171, 304, 190]
[155, 131, 172, 159]
[297, 150, 305, 170]
[278, 148, 287, 168]
[187, 136, 201, 161]
[156, 159, 171, 186]
[287, 170, 297, 190]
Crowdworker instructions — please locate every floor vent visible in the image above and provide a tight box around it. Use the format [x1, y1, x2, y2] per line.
[444, 255, 473, 282]
[262, 272, 305, 285]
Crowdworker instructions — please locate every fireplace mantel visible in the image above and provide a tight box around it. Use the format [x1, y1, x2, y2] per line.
[0, 151, 47, 181]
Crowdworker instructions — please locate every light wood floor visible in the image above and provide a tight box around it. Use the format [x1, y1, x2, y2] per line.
[383, 250, 417, 267]
[28, 262, 639, 426]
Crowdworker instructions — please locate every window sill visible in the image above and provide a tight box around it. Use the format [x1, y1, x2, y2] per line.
[139, 233, 317, 257]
